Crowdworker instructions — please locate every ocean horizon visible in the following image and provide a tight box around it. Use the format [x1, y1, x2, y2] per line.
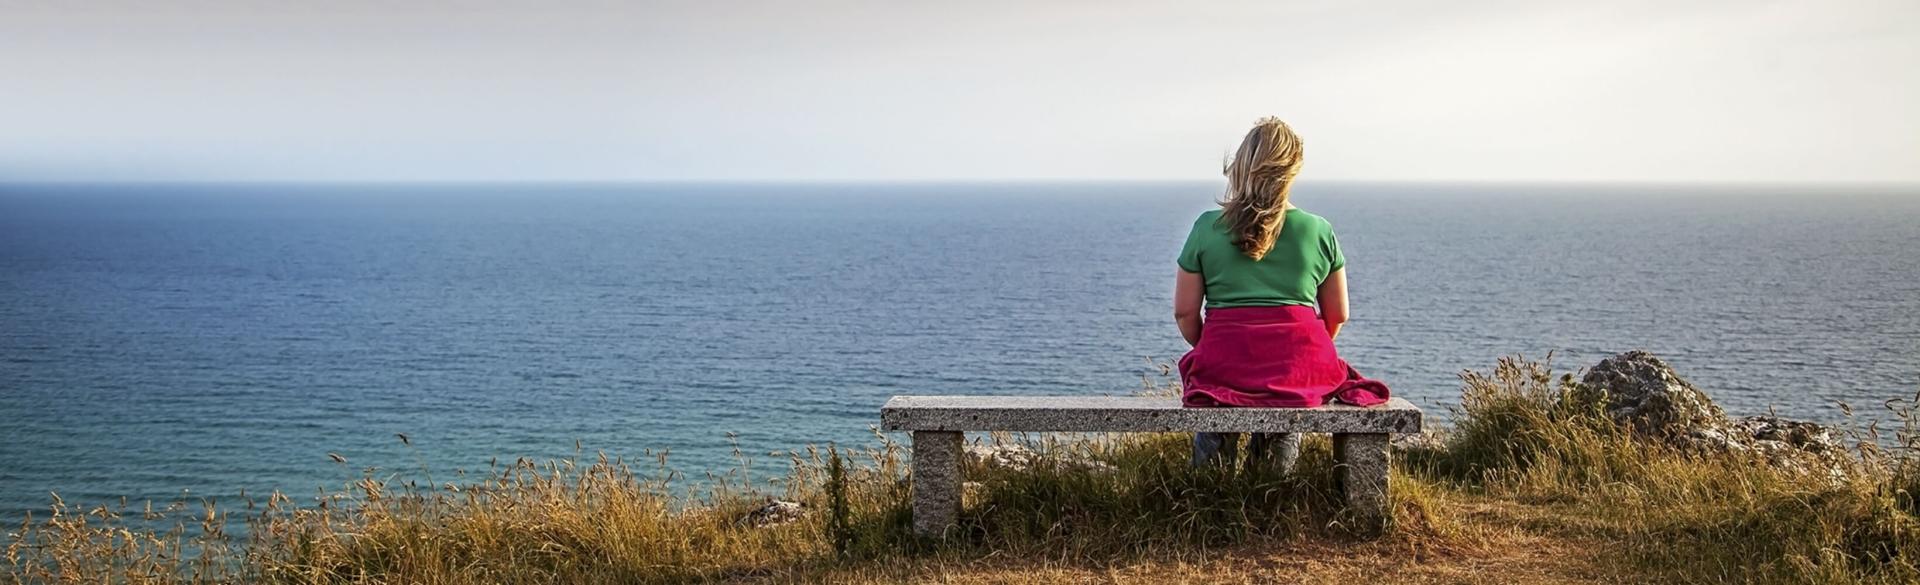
[3, 180, 1917, 520]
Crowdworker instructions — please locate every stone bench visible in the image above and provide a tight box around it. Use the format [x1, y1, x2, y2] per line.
[880, 395, 1424, 538]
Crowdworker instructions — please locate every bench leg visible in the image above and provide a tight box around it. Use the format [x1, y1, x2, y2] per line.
[910, 430, 963, 539]
[1333, 432, 1390, 530]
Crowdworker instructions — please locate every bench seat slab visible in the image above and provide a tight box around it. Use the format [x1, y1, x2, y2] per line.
[883, 396, 1421, 434]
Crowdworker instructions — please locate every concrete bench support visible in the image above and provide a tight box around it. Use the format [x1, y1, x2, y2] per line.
[1333, 432, 1391, 528]
[882, 396, 1422, 538]
[909, 430, 964, 538]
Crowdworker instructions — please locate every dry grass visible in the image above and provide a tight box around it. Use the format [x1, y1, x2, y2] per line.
[7, 356, 1919, 584]
[1405, 356, 1920, 584]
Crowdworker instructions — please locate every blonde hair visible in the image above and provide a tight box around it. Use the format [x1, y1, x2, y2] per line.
[1218, 117, 1304, 261]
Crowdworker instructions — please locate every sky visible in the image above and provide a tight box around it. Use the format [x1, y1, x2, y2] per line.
[2, 0, 1917, 183]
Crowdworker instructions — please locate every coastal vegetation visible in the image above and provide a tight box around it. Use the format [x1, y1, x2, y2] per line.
[6, 355, 1918, 584]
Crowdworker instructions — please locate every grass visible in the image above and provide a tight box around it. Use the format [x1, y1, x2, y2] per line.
[6, 355, 1920, 584]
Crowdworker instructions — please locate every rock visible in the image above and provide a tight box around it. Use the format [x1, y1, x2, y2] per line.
[1392, 430, 1449, 452]
[1728, 415, 1849, 476]
[738, 499, 806, 528]
[1733, 415, 1839, 453]
[1574, 351, 1849, 477]
[1577, 350, 1727, 441]
[962, 480, 987, 505]
[965, 443, 1038, 472]
[964, 443, 1115, 474]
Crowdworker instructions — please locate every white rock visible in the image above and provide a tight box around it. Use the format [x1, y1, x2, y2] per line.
[739, 499, 807, 528]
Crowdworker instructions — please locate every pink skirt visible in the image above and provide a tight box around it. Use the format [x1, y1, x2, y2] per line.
[1179, 305, 1390, 408]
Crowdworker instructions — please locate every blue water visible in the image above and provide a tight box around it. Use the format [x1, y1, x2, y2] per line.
[2, 182, 1918, 519]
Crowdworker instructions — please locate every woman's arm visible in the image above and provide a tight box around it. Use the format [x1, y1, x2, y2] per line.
[1174, 269, 1205, 347]
[1317, 268, 1349, 340]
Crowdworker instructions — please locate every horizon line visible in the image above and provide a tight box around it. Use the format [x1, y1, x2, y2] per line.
[5, 177, 1920, 188]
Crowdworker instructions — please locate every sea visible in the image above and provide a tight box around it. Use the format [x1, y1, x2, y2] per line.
[2, 181, 1917, 519]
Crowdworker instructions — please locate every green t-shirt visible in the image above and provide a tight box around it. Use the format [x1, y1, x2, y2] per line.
[1177, 208, 1345, 308]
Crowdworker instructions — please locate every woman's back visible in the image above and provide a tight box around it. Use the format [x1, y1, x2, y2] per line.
[1177, 207, 1344, 308]
[1171, 116, 1385, 423]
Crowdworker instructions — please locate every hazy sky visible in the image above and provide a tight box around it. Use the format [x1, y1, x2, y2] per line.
[3, 0, 1916, 182]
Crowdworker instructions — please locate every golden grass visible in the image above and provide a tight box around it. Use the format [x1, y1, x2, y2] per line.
[7, 356, 1919, 584]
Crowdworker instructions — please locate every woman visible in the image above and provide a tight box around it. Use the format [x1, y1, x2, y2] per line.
[1174, 117, 1389, 468]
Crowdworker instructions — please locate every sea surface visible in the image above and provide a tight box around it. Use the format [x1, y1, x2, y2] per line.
[2, 182, 1917, 519]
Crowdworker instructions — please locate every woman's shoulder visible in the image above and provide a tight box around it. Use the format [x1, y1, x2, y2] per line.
[1189, 208, 1225, 230]
[1287, 207, 1336, 231]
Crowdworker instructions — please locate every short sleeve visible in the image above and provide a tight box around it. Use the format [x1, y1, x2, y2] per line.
[1324, 227, 1346, 272]
[1177, 219, 1204, 273]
